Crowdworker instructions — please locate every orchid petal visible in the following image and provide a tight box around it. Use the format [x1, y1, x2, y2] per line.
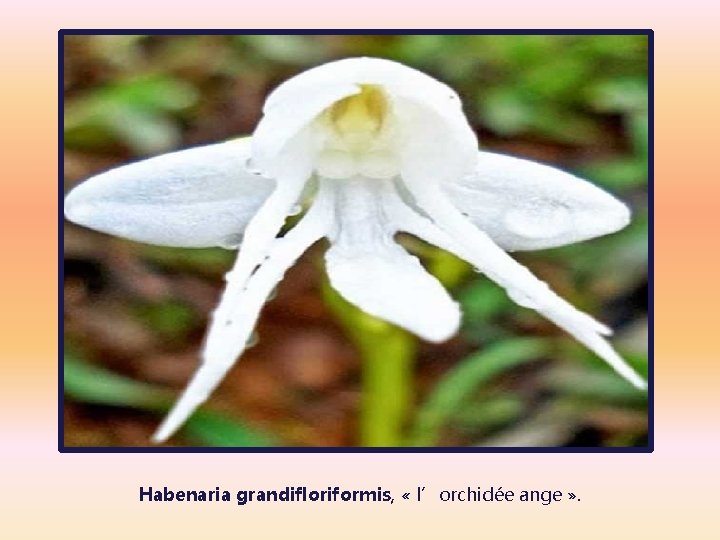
[265, 58, 468, 129]
[221, 129, 320, 299]
[393, 98, 477, 184]
[445, 151, 631, 251]
[261, 57, 478, 182]
[152, 187, 334, 442]
[399, 180, 646, 390]
[252, 83, 360, 173]
[324, 179, 460, 342]
[64, 139, 274, 248]
[219, 173, 308, 298]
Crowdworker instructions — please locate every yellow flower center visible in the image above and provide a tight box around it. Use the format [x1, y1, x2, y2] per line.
[316, 85, 398, 180]
[329, 85, 387, 151]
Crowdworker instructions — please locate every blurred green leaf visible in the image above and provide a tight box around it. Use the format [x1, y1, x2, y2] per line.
[588, 77, 648, 113]
[241, 35, 328, 65]
[183, 411, 273, 447]
[629, 110, 649, 158]
[87, 35, 147, 68]
[543, 365, 648, 405]
[479, 91, 600, 144]
[132, 299, 198, 341]
[105, 107, 179, 155]
[580, 157, 647, 189]
[64, 352, 273, 446]
[480, 89, 536, 135]
[451, 396, 525, 431]
[103, 77, 198, 112]
[522, 55, 592, 100]
[560, 342, 649, 381]
[138, 245, 235, 275]
[458, 279, 514, 332]
[65, 352, 171, 409]
[528, 108, 601, 144]
[65, 76, 198, 154]
[409, 338, 548, 446]
[573, 34, 648, 60]
[476, 401, 578, 447]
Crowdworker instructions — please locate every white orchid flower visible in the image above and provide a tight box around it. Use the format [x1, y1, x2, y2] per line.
[64, 57, 646, 443]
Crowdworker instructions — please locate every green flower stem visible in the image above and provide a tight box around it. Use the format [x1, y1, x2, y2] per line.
[357, 320, 416, 447]
[322, 281, 416, 447]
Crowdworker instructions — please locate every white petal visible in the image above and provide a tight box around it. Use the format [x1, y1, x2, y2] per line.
[252, 83, 360, 173]
[265, 57, 465, 127]
[219, 168, 309, 299]
[445, 151, 631, 251]
[399, 179, 646, 390]
[324, 178, 460, 342]
[64, 139, 274, 248]
[393, 98, 477, 184]
[258, 57, 478, 182]
[152, 187, 334, 443]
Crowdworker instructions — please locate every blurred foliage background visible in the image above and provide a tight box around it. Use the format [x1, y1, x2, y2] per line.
[63, 34, 648, 447]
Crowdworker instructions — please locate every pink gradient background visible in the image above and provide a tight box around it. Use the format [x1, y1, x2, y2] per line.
[2, 2, 717, 538]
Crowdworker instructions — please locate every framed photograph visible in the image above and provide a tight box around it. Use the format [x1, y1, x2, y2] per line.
[61, 31, 651, 451]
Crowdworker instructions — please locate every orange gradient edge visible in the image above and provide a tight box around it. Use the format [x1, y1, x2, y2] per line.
[1, 5, 717, 539]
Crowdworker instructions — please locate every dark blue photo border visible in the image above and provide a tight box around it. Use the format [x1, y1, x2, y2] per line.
[58, 29, 654, 454]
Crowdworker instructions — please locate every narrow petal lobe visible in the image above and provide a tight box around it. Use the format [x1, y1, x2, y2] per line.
[400, 179, 646, 390]
[152, 189, 334, 442]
